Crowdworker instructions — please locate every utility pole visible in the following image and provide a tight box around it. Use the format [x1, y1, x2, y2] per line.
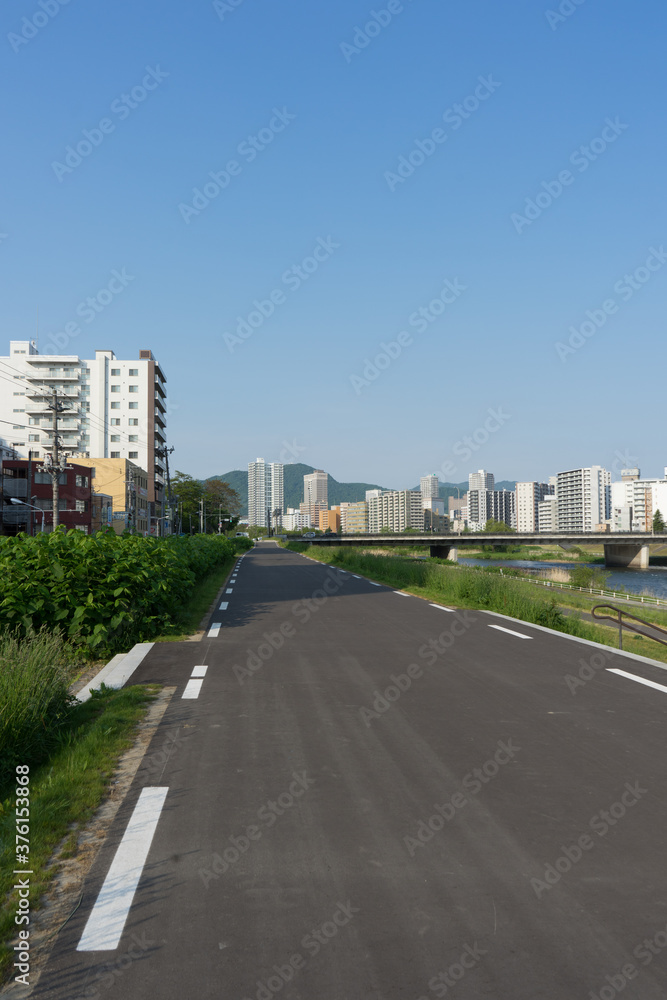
[199, 497, 204, 534]
[41, 389, 71, 531]
[127, 466, 136, 534]
[156, 445, 175, 535]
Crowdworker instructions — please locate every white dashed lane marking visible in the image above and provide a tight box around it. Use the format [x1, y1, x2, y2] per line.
[182, 679, 203, 699]
[429, 604, 456, 612]
[607, 668, 667, 695]
[488, 624, 532, 640]
[208, 623, 222, 637]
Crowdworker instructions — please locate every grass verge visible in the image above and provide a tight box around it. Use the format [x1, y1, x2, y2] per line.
[286, 542, 667, 664]
[0, 683, 157, 984]
[153, 554, 236, 641]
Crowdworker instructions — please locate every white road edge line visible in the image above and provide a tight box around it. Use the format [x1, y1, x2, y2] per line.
[488, 624, 532, 640]
[369, 582, 381, 587]
[395, 591, 411, 597]
[182, 678, 204, 699]
[191, 665, 208, 678]
[429, 603, 456, 613]
[77, 787, 169, 951]
[208, 623, 222, 637]
[607, 668, 667, 695]
[353, 575, 361, 579]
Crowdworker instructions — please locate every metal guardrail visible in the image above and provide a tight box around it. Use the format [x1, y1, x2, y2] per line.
[525, 576, 667, 609]
[591, 605, 667, 650]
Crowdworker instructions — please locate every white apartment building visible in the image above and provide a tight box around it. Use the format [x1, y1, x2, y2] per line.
[282, 507, 310, 531]
[610, 468, 667, 531]
[420, 474, 439, 501]
[301, 469, 328, 526]
[556, 466, 610, 532]
[468, 488, 516, 531]
[537, 495, 557, 532]
[516, 482, 554, 532]
[247, 458, 284, 527]
[0, 341, 167, 506]
[368, 490, 423, 533]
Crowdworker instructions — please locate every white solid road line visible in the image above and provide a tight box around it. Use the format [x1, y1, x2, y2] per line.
[488, 624, 532, 640]
[607, 668, 667, 695]
[191, 665, 208, 677]
[182, 678, 204, 699]
[395, 591, 412, 597]
[208, 623, 221, 637]
[77, 787, 169, 951]
[429, 603, 456, 613]
[219, 602, 229, 611]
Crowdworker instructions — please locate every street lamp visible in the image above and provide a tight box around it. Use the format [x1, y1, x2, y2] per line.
[9, 497, 45, 533]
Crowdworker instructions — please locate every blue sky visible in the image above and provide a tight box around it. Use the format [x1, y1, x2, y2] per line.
[2, 0, 665, 487]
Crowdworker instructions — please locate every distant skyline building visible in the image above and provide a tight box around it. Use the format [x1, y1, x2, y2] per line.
[469, 469, 495, 492]
[516, 482, 554, 532]
[247, 458, 284, 527]
[368, 490, 423, 534]
[556, 466, 610, 532]
[420, 474, 439, 501]
[610, 469, 667, 532]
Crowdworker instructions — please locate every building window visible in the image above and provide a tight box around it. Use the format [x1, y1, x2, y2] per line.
[13, 392, 24, 396]
[129, 418, 138, 426]
[75, 500, 88, 512]
[110, 418, 120, 426]
[29, 418, 40, 426]
[13, 409, 24, 413]
[110, 402, 120, 409]
[110, 435, 120, 442]
[128, 402, 138, 409]
[110, 451, 120, 458]
[110, 385, 120, 393]
[75, 475, 88, 488]
[128, 435, 138, 442]
[128, 385, 138, 393]
[129, 451, 138, 459]
[13, 425, 22, 430]
[129, 369, 138, 376]
[28, 434, 40, 442]
[111, 368, 120, 376]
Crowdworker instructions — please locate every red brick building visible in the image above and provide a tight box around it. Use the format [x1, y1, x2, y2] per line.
[1, 459, 94, 535]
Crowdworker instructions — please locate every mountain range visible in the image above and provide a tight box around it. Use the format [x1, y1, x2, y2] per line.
[212, 465, 516, 516]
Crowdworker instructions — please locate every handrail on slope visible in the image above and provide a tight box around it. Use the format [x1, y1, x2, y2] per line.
[591, 604, 667, 650]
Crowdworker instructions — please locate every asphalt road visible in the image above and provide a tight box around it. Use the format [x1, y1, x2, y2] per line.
[32, 542, 667, 1000]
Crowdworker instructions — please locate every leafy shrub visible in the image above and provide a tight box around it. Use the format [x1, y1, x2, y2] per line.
[0, 531, 247, 653]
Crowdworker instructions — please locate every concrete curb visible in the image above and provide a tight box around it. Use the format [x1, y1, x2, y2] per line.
[76, 642, 155, 702]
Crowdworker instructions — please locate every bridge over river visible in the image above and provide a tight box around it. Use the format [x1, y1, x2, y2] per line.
[307, 532, 667, 568]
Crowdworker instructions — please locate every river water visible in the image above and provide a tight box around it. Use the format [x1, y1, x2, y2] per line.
[457, 558, 667, 600]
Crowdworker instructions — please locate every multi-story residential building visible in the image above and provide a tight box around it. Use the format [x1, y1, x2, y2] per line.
[282, 508, 311, 531]
[1, 458, 94, 534]
[610, 469, 667, 531]
[319, 508, 341, 533]
[420, 474, 439, 501]
[468, 488, 516, 530]
[247, 458, 284, 527]
[368, 490, 424, 533]
[365, 488, 382, 503]
[469, 469, 495, 492]
[516, 482, 554, 532]
[343, 500, 368, 534]
[537, 495, 557, 532]
[0, 341, 168, 514]
[74, 457, 151, 534]
[556, 466, 610, 532]
[301, 469, 328, 526]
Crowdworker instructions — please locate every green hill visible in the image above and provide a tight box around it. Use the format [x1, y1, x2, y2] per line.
[211, 464, 389, 516]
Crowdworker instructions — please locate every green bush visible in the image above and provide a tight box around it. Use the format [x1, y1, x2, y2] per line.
[0, 531, 248, 653]
[0, 630, 76, 787]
